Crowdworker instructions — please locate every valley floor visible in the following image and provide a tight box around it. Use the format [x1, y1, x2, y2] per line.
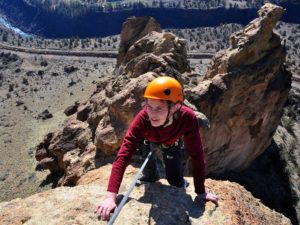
[0, 50, 115, 201]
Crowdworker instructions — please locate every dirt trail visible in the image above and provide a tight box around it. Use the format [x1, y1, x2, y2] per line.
[0, 42, 214, 59]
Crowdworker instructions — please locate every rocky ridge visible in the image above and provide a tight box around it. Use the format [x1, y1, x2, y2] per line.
[35, 3, 291, 186]
[0, 165, 291, 225]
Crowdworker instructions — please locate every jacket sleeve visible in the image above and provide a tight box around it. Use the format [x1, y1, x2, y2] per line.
[107, 110, 146, 193]
[183, 111, 206, 194]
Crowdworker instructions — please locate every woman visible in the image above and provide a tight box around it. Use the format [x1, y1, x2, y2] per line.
[95, 76, 218, 221]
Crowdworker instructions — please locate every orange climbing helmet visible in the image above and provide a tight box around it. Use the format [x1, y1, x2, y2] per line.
[144, 76, 183, 103]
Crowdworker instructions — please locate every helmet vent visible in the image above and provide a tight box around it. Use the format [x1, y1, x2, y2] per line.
[164, 88, 171, 96]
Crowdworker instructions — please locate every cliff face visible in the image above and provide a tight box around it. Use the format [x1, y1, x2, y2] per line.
[186, 3, 292, 174]
[0, 165, 291, 225]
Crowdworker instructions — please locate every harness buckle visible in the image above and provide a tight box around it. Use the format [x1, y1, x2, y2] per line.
[161, 139, 179, 149]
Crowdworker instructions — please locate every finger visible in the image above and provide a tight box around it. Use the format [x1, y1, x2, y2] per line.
[94, 205, 100, 213]
[96, 208, 102, 220]
[104, 209, 111, 221]
[212, 193, 218, 200]
[96, 206, 103, 216]
[107, 208, 113, 220]
[211, 194, 219, 202]
[101, 208, 108, 221]
[210, 197, 218, 205]
[105, 209, 111, 221]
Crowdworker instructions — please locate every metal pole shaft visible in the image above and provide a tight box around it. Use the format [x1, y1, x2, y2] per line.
[107, 150, 153, 225]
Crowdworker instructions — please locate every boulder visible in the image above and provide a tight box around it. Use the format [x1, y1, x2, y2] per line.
[116, 16, 162, 68]
[115, 31, 190, 79]
[119, 32, 191, 76]
[36, 118, 94, 185]
[64, 101, 79, 116]
[77, 103, 92, 122]
[115, 16, 190, 76]
[37, 109, 53, 120]
[64, 65, 78, 74]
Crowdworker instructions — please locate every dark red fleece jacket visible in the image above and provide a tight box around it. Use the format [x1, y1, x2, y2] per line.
[107, 105, 206, 194]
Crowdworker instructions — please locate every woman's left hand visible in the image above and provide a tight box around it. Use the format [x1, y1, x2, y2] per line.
[197, 192, 219, 205]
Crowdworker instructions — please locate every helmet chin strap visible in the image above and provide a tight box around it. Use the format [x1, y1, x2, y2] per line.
[159, 102, 173, 128]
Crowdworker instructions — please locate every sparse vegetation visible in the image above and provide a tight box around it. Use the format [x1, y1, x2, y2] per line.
[1, 20, 299, 75]
[167, 24, 243, 52]
[275, 22, 300, 75]
[23, 0, 300, 17]
[0, 28, 120, 51]
[277, 89, 300, 224]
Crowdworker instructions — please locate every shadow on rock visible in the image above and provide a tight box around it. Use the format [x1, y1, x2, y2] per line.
[39, 171, 64, 188]
[211, 140, 298, 225]
[137, 182, 206, 225]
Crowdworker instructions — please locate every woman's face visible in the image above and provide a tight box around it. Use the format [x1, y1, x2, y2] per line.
[145, 99, 170, 127]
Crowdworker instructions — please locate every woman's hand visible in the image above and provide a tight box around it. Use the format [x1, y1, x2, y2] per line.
[197, 192, 219, 205]
[94, 192, 117, 221]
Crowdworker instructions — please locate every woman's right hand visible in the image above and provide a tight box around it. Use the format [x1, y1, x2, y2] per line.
[94, 192, 117, 221]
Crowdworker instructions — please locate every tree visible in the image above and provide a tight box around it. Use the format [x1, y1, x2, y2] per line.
[159, 0, 164, 8]
[2, 33, 8, 42]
